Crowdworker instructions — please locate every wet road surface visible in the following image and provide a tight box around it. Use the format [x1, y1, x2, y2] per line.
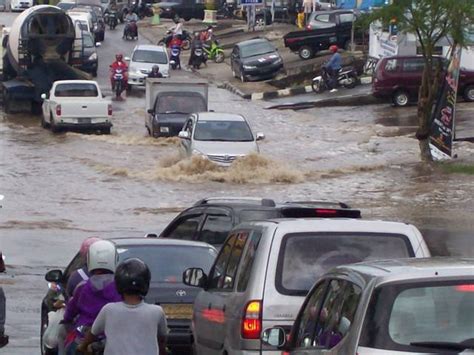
[1, 11, 474, 354]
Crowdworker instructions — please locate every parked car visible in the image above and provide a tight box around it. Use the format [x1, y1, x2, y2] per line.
[156, 0, 205, 21]
[183, 219, 431, 355]
[306, 9, 357, 30]
[75, 32, 99, 77]
[41, 80, 113, 134]
[263, 258, 474, 355]
[316, 0, 337, 10]
[41, 238, 217, 355]
[230, 38, 284, 82]
[373, 55, 474, 106]
[158, 197, 361, 248]
[72, 5, 106, 42]
[10, 0, 32, 11]
[56, 1, 77, 11]
[127, 44, 169, 90]
[178, 112, 265, 166]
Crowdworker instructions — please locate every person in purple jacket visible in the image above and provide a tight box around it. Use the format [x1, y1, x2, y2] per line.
[63, 240, 121, 354]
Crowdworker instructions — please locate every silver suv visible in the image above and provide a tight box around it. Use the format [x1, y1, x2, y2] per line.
[183, 219, 431, 354]
[178, 112, 265, 166]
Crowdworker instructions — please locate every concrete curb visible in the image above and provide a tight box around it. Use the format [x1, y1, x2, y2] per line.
[266, 92, 380, 110]
[218, 81, 316, 101]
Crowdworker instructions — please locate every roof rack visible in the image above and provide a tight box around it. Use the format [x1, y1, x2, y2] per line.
[284, 201, 351, 209]
[194, 197, 276, 207]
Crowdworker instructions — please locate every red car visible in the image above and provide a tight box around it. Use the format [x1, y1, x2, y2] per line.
[372, 55, 474, 106]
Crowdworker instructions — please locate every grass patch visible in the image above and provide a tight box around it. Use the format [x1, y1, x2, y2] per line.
[440, 163, 474, 175]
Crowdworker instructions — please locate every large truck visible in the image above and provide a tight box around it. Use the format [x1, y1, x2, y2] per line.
[1, 5, 90, 114]
[145, 78, 208, 138]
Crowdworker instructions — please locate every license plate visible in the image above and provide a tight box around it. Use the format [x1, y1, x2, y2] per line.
[78, 118, 91, 124]
[161, 304, 193, 319]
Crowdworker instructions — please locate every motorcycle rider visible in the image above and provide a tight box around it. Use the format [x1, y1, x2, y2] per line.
[62, 240, 121, 354]
[110, 53, 128, 92]
[170, 17, 183, 39]
[123, 8, 138, 38]
[148, 65, 163, 78]
[324, 45, 342, 93]
[0, 251, 8, 349]
[78, 258, 168, 355]
[188, 33, 204, 68]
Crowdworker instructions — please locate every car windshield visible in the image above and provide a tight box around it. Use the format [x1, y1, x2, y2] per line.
[240, 42, 275, 58]
[116, 245, 217, 283]
[132, 49, 168, 64]
[156, 93, 206, 114]
[55, 83, 98, 97]
[58, 2, 75, 10]
[277, 233, 413, 295]
[83, 34, 95, 48]
[360, 280, 474, 352]
[194, 120, 254, 141]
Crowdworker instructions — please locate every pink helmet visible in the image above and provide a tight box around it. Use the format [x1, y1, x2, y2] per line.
[80, 236, 101, 258]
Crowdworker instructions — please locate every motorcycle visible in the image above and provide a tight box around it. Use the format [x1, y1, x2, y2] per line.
[108, 10, 118, 30]
[169, 45, 181, 70]
[123, 21, 138, 40]
[191, 44, 205, 69]
[311, 66, 358, 93]
[203, 40, 225, 63]
[112, 68, 127, 98]
[158, 30, 192, 50]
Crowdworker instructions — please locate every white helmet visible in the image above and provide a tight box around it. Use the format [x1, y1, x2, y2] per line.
[87, 240, 116, 273]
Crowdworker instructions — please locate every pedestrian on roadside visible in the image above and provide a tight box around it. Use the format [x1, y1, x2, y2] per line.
[303, 0, 312, 24]
[78, 258, 168, 355]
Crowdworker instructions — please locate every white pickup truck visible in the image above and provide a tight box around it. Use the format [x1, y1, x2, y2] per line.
[41, 80, 113, 134]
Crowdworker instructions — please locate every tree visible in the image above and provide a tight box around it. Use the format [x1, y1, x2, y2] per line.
[370, 0, 474, 161]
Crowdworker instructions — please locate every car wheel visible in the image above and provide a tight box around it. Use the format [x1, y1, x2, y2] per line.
[463, 85, 474, 102]
[392, 90, 409, 107]
[50, 116, 61, 133]
[255, 16, 265, 29]
[298, 46, 313, 60]
[41, 115, 50, 128]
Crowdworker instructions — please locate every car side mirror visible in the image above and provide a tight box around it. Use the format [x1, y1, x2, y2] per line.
[147, 108, 154, 114]
[182, 267, 207, 288]
[41, 93, 47, 100]
[178, 131, 190, 139]
[45, 269, 63, 283]
[124, 56, 131, 62]
[261, 327, 286, 347]
[95, 42, 102, 47]
[256, 132, 265, 141]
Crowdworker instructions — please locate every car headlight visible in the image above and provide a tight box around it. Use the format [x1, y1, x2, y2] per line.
[243, 64, 257, 70]
[88, 52, 97, 61]
[274, 57, 282, 64]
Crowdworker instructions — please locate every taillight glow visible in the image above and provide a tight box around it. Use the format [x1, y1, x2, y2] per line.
[314, 208, 338, 217]
[108, 104, 112, 116]
[56, 105, 61, 116]
[241, 300, 262, 339]
[456, 284, 474, 292]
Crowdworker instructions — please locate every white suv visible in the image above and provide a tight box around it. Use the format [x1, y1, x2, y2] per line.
[183, 219, 431, 355]
[127, 44, 169, 89]
[178, 112, 265, 166]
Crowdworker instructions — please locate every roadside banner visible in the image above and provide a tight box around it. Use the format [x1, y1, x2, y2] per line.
[429, 44, 463, 160]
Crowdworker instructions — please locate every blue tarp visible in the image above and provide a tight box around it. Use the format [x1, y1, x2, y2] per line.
[336, 0, 388, 10]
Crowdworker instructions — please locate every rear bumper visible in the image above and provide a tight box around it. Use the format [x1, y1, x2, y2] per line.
[55, 122, 112, 130]
[243, 64, 283, 81]
[151, 119, 184, 137]
[167, 320, 193, 349]
[129, 72, 169, 86]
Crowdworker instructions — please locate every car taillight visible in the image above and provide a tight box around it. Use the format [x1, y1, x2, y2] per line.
[56, 105, 61, 116]
[241, 300, 262, 339]
[108, 104, 112, 116]
[314, 208, 338, 217]
[306, 25, 311, 30]
[456, 284, 474, 292]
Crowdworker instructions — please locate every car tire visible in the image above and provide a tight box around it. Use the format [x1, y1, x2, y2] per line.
[392, 90, 409, 107]
[41, 115, 50, 128]
[298, 46, 313, 60]
[50, 115, 61, 133]
[255, 16, 265, 29]
[463, 85, 474, 102]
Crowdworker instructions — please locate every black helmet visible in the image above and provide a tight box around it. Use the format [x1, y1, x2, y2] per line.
[115, 258, 151, 296]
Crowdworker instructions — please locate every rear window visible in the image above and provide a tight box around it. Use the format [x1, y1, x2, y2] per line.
[156, 93, 206, 114]
[55, 83, 98, 97]
[276, 232, 414, 296]
[360, 280, 474, 353]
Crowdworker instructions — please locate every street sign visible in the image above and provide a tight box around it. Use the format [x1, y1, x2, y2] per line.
[241, 0, 263, 6]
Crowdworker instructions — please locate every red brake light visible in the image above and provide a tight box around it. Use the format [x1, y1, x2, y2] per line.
[56, 105, 61, 116]
[108, 104, 112, 116]
[241, 300, 262, 339]
[456, 284, 474, 292]
[314, 208, 338, 217]
[306, 25, 311, 30]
